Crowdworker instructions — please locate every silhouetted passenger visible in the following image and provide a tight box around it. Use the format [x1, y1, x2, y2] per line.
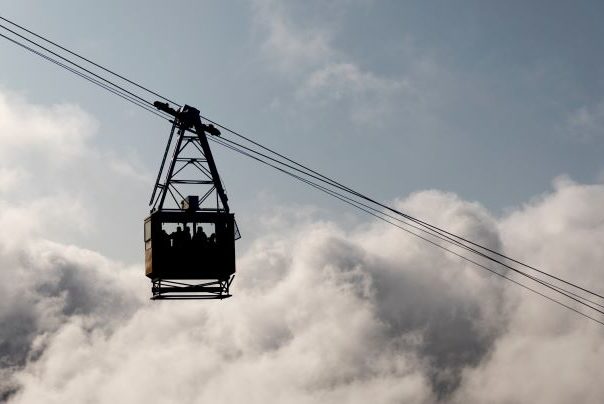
[172, 226, 184, 248]
[193, 226, 208, 246]
[184, 225, 192, 244]
[160, 229, 171, 249]
[209, 233, 216, 245]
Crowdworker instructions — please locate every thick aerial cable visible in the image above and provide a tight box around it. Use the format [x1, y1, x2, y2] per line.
[3, 18, 602, 308]
[212, 135, 604, 302]
[1, 15, 602, 321]
[3, 18, 601, 307]
[0, 14, 181, 108]
[0, 22, 157, 110]
[215, 133, 604, 300]
[211, 135, 604, 314]
[0, 32, 170, 121]
[198, 112, 601, 302]
[209, 136, 604, 322]
[0, 21, 175, 123]
[209, 135, 604, 324]
[1, 14, 590, 303]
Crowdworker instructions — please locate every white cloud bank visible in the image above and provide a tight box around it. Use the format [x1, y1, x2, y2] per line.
[0, 89, 148, 400]
[0, 90, 603, 403]
[0, 89, 151, 262]
[2, 177, 604, 403]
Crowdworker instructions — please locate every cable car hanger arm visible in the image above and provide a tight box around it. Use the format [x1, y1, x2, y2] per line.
[154, 101, 230, 213]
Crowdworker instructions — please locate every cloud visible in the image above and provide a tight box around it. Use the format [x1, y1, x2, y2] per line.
[566, 101, 604, 141]
[252, 1, 414, 124]
[1, 90, 604, 403]
[253, 0, 333, 73]
[0, 168, 27, 193]
[0, 90, 99, 244]
[302, 63, 406, 98]
[0, 90, 147, 400]
[3, 176, 603, 403]
[451, 178, 604, 403]
[0, 89, 152, 263]
[0, 89, 149, 195]
[0, 91, 97, 164]
[0, 223, 142, 400]
[297, 62, 411, 124]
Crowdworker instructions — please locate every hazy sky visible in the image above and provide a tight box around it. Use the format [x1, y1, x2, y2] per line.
[1, 0, 604, 262]
[1, 2, 604, 403]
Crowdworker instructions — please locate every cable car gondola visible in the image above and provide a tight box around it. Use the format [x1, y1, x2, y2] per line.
[145, 103, 240, 299]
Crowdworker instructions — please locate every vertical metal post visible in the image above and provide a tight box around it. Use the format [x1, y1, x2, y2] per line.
[149, 120, 178, 206]
[157, 126, 187, 211]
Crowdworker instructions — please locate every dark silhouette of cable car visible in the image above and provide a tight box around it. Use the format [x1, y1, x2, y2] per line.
[145, 103, 239, 299]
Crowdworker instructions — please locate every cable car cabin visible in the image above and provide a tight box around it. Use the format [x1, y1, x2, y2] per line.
[146, 104, 238, 299]
[144, 210, 236, 299]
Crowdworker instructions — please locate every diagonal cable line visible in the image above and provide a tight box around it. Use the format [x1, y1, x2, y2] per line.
[0, 22, 157, 109]
[0, 31, 172, 121]
[1, 15, 593, 303]
[214, 134, 604, 300]
[195, 115, 604, 301]
[1, 15, 603, 320]
[209, 136, 604, 326]
[0, 14, 181, 107]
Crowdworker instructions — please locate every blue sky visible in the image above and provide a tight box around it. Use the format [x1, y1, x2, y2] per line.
[0, 4, 602, 202]
[1, 1, 604, 263]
